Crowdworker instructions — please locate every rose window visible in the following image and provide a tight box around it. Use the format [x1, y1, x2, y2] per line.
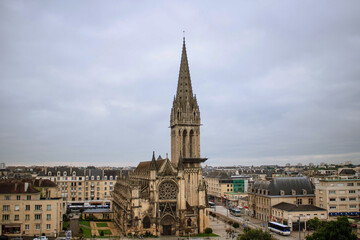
[159, 181, 177, 200]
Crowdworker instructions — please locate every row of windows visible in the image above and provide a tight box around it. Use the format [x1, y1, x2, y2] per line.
[3, 195, 33, 200]
[329, 205, 358, 209]
[24, 224, 51, 230]
[329, 197, 357, 201]
[2, 214, 52, 221]
[2, 204, 51, 211]
[328, 190, 357, 194]
[328, 182, 360, 187]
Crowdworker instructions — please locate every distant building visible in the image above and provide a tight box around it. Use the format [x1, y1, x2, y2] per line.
[205, 171, 249, 206]
[37, 167, 121, 208]
[315, 179, 360, 218]
[0, 163, 5, 169]
[0, 179, 63, 237]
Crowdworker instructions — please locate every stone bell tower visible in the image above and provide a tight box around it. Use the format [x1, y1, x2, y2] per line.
[170, 38, 201, 166]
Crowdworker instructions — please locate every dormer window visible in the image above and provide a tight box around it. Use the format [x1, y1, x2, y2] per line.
[302, 189, 307, 195]
[73, 171, 76, 176]
[110, 176, 113, 180]
[104, 176, 107, 180]
[97, 176, 100, 180]
[57, 171, 60, 176]
[63, 171, 67, 176]
[48, 172, 52, 176]
[91, 176, 94, 180]
[86, 176, 89, 180]
[280, 190, 285, 196]
[292, 190, 296, 196]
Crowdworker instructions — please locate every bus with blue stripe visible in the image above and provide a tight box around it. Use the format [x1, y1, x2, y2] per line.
[268, 221, 291, 236]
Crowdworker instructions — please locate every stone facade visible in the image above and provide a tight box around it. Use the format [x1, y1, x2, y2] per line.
[315, 179, 360, 218]
[112, 38, 209, 237]
[248, 177, 316, 222]
[0, 179, 63, 237]
[37, 167, 120, 208]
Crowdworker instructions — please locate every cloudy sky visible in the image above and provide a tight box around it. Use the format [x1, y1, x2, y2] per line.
[1, 1, 359, 167]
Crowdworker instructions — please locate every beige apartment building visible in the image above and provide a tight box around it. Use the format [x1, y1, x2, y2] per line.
[248, 177, 316, 223]
[37, 167, 120, 208]
[315, 179, 360, 218]
[0, 179, 63, 237]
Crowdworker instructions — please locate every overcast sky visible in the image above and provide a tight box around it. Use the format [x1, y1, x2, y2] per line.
[1, 1, 359, 167]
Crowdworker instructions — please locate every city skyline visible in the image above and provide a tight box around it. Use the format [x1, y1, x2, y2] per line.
[1, 1, 360, 167]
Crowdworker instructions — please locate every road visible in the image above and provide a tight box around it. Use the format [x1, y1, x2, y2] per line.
[210, 205, 304, 240]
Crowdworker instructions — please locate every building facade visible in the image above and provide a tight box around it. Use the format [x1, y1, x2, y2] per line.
[37, 167, 120, 208]
[205, 171, 249, 206]
[315, 179, 360, 218]
[248, 177, 316, 222]
[272, 202, 327, 231]
[112, 38, 209, 237]
[0, 179, 63, 237]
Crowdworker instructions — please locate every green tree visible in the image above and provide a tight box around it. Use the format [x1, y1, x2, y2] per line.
[204, 228, 213, 234]
[307, 217, 322, 231]
[233, 222, 240, 228]
[238, 227, 276, 240]
[306, 216, 356, 240]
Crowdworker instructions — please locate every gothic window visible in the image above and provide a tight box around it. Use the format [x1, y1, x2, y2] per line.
[159, 181, 177, 200]
[177, 110, 181, 120]
[183, 130, 187, 157]
[187, 218, 192, 226]
[143, 216, 151, 229]
[189, 130, 194, 157]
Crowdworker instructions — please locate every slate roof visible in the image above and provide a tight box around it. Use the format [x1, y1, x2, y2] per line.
[273, 202, 326, 212]
[33, 179, 57, 188]
[207, 171, 230, 179]
[339, 169, 356, 175]
[253, 177, 314, 196]
[134, 159, 166, 174]
[0, 180, 40, 194]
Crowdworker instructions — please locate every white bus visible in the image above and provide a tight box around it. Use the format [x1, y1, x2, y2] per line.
[268, 221, 291, 236]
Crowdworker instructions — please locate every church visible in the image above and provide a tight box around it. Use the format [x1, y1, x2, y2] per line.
[112, 38, 209, 237]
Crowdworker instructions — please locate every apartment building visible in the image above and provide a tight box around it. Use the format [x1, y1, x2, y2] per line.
[37, 167, 121, 208]
[248, 177, 316, 222]
[205, 171, 249, 206]
[0, 179, 63, 237]
[315, 179, 360, 218]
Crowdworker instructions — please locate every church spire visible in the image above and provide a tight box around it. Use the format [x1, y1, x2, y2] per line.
[150, 151, 157, 171]
[176, 37, 193, 101]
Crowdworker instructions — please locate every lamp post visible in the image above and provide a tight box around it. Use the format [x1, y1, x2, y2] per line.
[298, 216, 301, 240]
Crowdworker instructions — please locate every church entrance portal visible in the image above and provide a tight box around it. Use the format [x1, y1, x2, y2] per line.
[160, 215, 175, 236]
[163, 225, 172, 235]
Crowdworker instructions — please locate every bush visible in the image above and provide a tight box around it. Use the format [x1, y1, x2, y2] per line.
[233, 222, 239, 228]
[205, 228, 213, 234]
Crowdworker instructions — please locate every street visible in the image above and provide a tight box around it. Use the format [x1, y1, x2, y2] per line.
[210, 205, 305, 240]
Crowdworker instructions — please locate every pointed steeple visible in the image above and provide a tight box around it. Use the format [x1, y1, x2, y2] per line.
[176, 37, 193, 101]
[150, 151, 157, 171]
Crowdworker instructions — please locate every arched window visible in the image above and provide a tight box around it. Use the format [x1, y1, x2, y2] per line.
[189, 130, 194, 157]
[183, 130, 187, 157]
[177, 110, 181, 120]
[143, 216, 151, 229]
[159, 181, 178, 200]
[187, 218, 192, 226]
